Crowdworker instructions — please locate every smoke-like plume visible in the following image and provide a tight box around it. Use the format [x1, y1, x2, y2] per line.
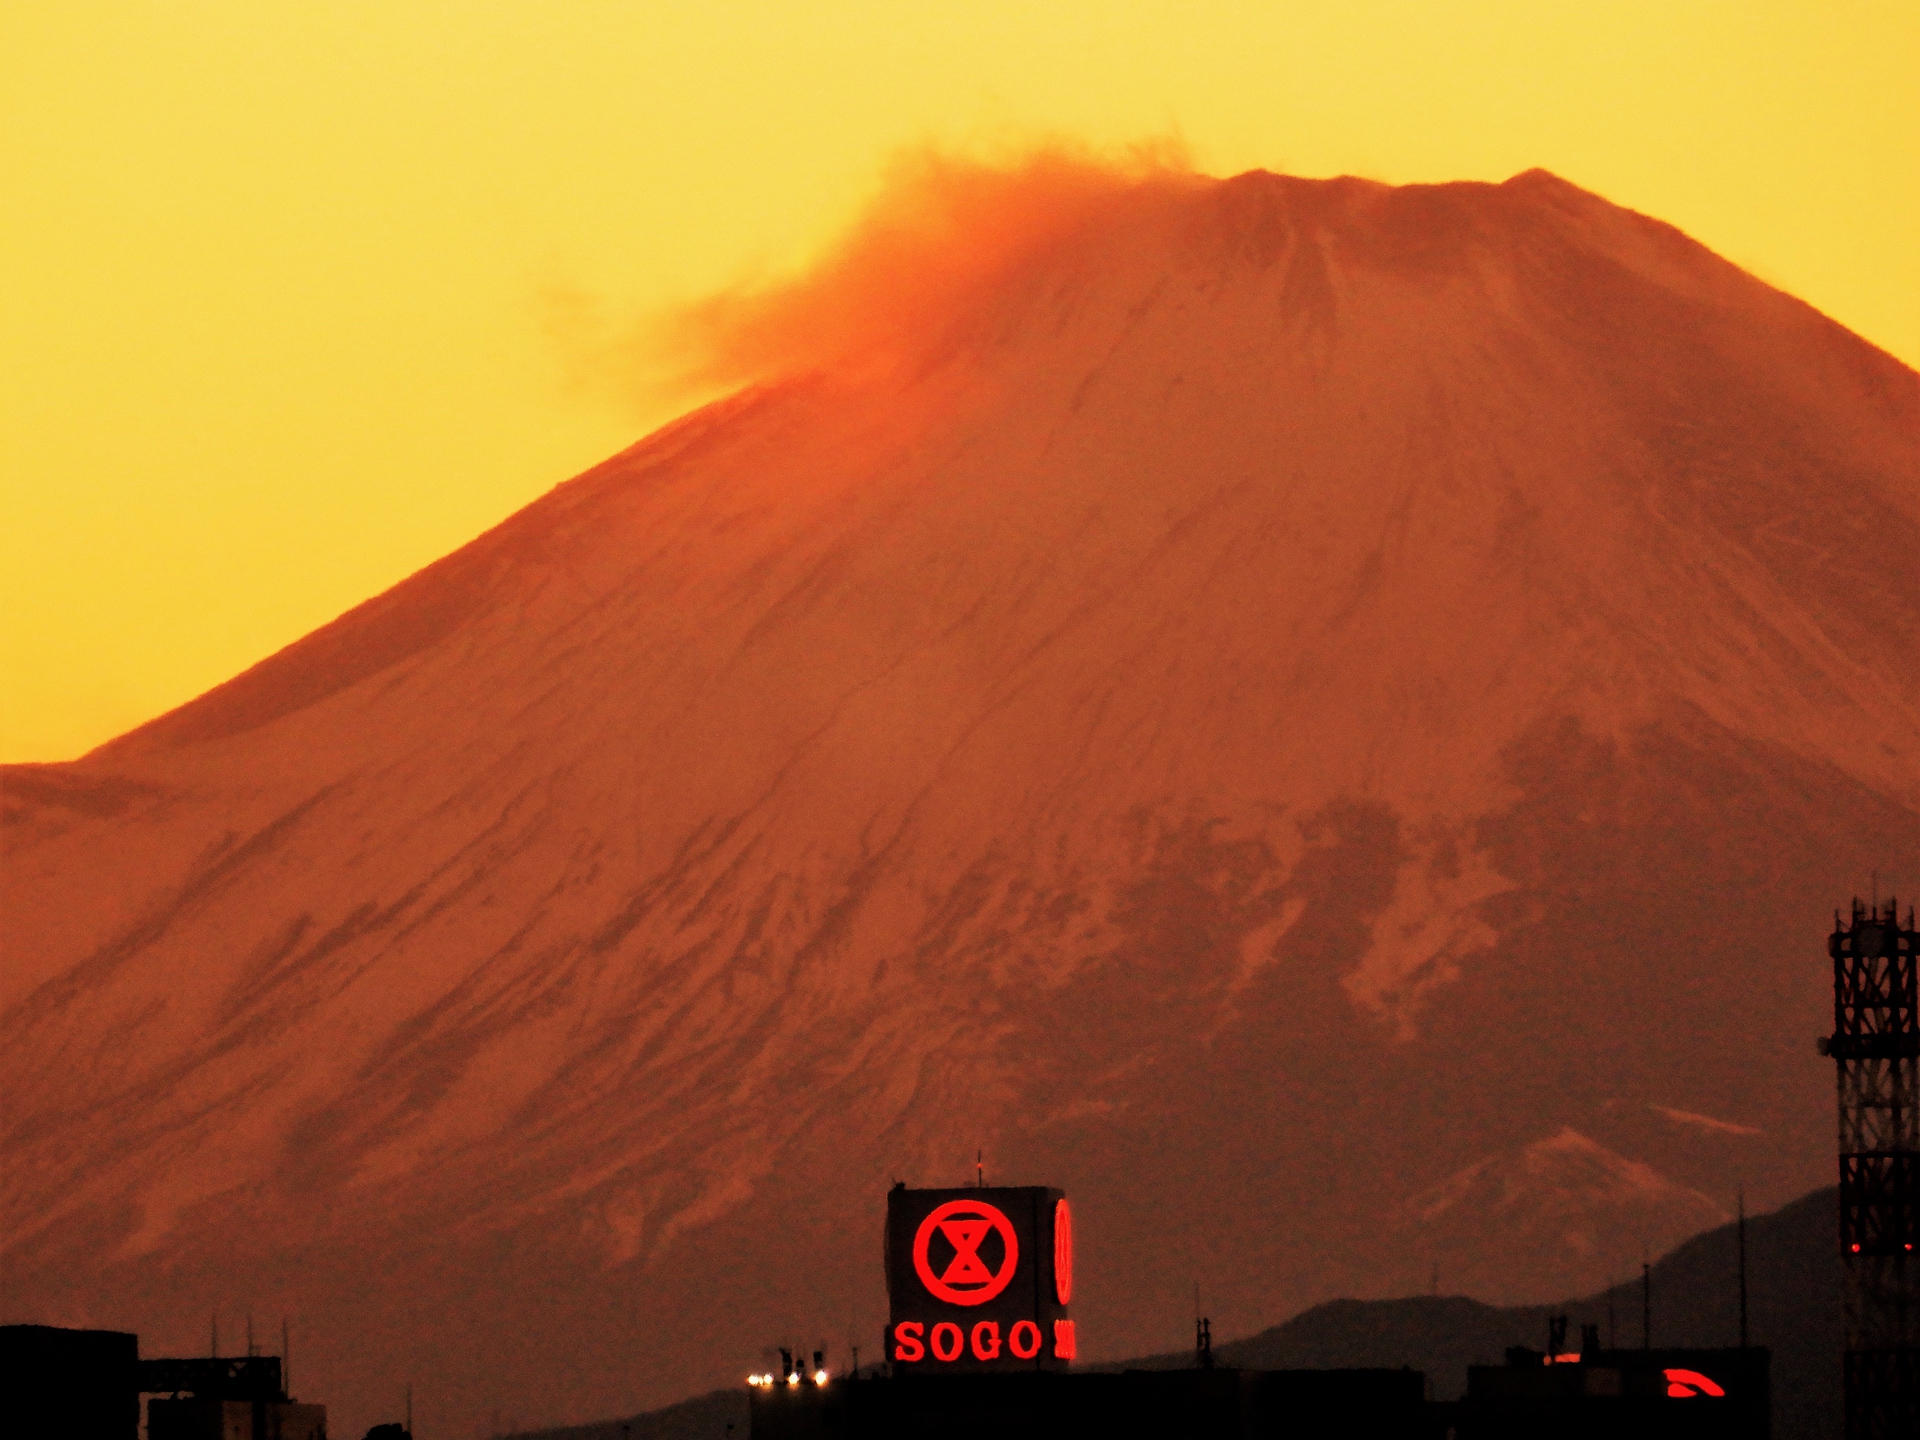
[551, 139, 1192, 414]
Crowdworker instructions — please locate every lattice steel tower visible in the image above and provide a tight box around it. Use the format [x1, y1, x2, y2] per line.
[1823, 897, 1920, 1438]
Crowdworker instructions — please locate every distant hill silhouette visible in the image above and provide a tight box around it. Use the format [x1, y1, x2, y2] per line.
[511, 1188, 1839, 1440]
[502, 1388, 747, 1440]
[1124, 1185, 1838, 1437]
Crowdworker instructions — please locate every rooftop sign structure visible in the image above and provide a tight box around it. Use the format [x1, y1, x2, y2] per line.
[885, 1185, 1073, 1372]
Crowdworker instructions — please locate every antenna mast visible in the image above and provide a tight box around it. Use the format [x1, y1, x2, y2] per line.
[1737, 1190, 1749, 1350]
[1822, 893, 1920, 1437]
[1640, 1260, 1651, 1350]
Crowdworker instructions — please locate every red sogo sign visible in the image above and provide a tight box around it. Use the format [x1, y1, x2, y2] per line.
[885, 1185, 1074, 1371]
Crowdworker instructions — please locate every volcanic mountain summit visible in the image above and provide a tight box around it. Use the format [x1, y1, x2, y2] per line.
[4, 165, 1917, 1436]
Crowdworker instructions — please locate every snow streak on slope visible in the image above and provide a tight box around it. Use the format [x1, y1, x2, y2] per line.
[3, 163, 1918, 1437]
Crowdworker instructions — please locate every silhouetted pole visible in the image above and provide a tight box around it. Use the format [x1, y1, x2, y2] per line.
[1641, 1262, 1651, 1349]
[1738, 1190, 1749, 1349]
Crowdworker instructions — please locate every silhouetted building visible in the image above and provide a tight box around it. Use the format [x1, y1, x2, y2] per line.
[0, 1324, 139, 1440]
[141, 1354, 325, 1440]
[0, 1326, 325, 1440]
[1451, 1346, 1768, 1438]
[748, 1367, 1433, 1440]
[142, 1357, 289, 1404]
[148, 1397, 328, 1440]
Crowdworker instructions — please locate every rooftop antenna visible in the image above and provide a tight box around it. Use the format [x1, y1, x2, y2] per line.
[406, 1382, 413, 1437]
[1738, 1189, 1750, 1349]
[283, 1318, 291, 1398]
[247, 1313, 256, 1358]
[976, 1150, 984, 1188]
[1193, 1282, 1212, 1369]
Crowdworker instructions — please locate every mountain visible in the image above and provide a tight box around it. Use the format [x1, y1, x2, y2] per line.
[1395, 1126, 1729, 1303]
[3, 163, 1914, 1439]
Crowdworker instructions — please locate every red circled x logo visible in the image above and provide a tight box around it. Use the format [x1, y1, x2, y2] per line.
[913, 1199, 1020, 1306]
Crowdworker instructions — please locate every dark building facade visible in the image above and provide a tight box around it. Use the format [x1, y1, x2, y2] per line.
[1452, 1346, 1769, 1439]
[0, 1324, 140, 1440]
[749, 1367, 1432, 1440]
[749, 1352, 1768, 1440]
[0, 1326, 325, 1440]
[147, 1397, 327, 1440]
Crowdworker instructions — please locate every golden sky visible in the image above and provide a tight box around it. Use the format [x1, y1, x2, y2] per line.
[4, 1, 1916, 763]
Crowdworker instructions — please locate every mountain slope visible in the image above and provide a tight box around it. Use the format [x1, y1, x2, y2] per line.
[3, 165, 1914, 1438]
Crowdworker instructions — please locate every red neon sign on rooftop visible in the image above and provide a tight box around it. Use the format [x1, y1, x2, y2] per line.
[886, 1184, 1074, 1371]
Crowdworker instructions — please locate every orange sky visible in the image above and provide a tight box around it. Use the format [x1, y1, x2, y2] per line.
[4, 1, 1916, 763]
